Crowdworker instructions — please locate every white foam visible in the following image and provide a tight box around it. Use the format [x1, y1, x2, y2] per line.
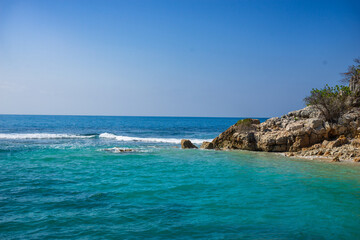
[0, 133, 96, 140]
[99, 133, 211, 144]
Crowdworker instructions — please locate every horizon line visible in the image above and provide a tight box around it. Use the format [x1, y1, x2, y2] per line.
[0, 113, 270, 119]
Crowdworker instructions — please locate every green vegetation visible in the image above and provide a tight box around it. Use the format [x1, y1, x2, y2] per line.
[235, 118, 253, 126]
[306, 85, 351, 102]
[304, 84, 351, 122]
[304, 58, 359, 123]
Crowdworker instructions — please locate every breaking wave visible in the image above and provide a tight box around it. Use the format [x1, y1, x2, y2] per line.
[99, 133, 210, 144]
[0, 133, 96, 139]
[0, 132, 212, 144]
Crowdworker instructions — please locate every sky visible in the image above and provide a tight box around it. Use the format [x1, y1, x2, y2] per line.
[0, 0, 359, 117]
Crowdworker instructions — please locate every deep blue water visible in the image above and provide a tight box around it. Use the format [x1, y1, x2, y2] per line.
[0, 115, 359, 239]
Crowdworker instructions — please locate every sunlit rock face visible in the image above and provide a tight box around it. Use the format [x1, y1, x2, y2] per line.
[212, 106, 360, 162]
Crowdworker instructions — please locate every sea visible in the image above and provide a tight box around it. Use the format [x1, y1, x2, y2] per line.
[0, 115, 359, 239]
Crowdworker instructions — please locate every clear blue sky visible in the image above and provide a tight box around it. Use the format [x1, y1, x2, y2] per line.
[0, 0, 359, 117]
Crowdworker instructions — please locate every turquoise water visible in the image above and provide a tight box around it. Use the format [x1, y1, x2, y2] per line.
[0, 115, 359, 239]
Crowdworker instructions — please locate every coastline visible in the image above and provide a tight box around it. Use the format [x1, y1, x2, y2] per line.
[186, 106, 360, 163]
[280, 152, 356, 164]
[213, 148, 360, 164]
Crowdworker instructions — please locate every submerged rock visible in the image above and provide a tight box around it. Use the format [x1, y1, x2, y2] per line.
[181, 139, 198, 149]
[200, 141, 214, 149]
[104, 147, 135, 153]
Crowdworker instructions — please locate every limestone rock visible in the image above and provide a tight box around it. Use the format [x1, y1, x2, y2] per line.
[200, 141, 214, 149]
[327, 136, 349, 148]
[304, 118, 324, 129]
[287, 106, 322, 119]
[286, 122, 304, 132]
[211, 105, 360, 161]
[181, 139, 198, 149]
[322, 140, 330, 148]
[351, 139, 360, 147]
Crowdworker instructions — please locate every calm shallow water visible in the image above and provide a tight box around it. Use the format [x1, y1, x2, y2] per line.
[0, 115, 359, 239]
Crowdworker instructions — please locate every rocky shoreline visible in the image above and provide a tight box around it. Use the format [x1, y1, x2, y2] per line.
[181, 106, 360, 163]
[180, 59, 360, 163]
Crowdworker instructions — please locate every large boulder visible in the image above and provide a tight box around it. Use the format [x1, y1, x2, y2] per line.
[287, 106, 322, 119]
[181, 139, 198, 149]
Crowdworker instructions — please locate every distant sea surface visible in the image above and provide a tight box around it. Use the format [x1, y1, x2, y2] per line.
[0, 115, 359, 239]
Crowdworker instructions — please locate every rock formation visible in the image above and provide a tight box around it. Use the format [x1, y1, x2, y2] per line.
[212, 107, 360, 162]
[181, 139, 198, 149]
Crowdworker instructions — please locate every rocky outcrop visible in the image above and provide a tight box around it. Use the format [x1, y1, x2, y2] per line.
[212, 106, 360, 162]
[181, 139, 198, 149]
[200, 141, 214, 149]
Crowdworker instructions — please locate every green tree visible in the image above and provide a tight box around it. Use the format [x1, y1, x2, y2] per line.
[342, 58, 360, 83]
[304, 84, 351, 123]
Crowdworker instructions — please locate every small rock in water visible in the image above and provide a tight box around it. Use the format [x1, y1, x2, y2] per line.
[181, 139, 198, 149]
[285, 152, 295, 157]
[104, 147, 135, 153]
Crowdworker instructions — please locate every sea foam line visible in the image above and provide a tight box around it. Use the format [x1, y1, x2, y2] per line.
[99, 133, 211, 144]
[0, 133, 96, 139]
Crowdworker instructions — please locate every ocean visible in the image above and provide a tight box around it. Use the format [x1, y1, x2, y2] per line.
[0, 115, 359, 239]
